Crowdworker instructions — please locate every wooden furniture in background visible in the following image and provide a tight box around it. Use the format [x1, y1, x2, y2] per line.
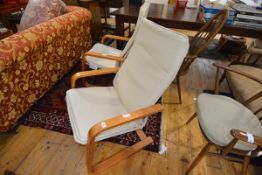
[174, 10, 228, 103]
[112, 4, 262, 49]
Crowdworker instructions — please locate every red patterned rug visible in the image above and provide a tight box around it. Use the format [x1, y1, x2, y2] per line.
[19, 62, 162, 152]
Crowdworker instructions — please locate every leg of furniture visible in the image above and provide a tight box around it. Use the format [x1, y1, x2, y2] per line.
[242, 156, 250, 175]
[186, 112, 197, 125]
[185, 142, 212, 175]
[115, 16, 125, 49]
[177, 75, 182, 104]
[86, 130, 153, 174]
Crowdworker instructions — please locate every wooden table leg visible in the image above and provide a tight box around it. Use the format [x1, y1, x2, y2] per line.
[115, 16, 125, 49]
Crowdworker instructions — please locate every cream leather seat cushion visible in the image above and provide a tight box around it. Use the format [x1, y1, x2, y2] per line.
[66, 87, 144, 144]
[197, 93, 262, 151]
[85, 43, 122, 69]
[226, 65, 262, 118]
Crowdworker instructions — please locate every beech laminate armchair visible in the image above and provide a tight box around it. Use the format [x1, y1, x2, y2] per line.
[66, 19, 189, 174]
[82, 2, 150, 71]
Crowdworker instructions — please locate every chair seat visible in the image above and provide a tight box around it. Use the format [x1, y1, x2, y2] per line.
[66, 87, 145, 144]
[197, 93, 262, 151]
[85, 43, 122, 69]
[226, 65, 262, 118]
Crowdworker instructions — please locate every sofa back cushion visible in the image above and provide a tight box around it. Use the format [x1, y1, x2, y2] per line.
[19, 0, 67, 31]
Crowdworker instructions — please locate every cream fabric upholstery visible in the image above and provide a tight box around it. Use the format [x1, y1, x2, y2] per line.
[121, 2, 150, 57]
[85, 2, 150, 69]
[113, 19, 189, 111]
[87, 43, 122, 69]
[197, 93, 262, 151]
[66, 87, 142, 144]
[226, 65, 262, 118]
[66, 19, 189, 144]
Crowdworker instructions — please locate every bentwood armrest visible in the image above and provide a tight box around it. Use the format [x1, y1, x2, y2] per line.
[213, 63, 262, 85]
[71, 68, 119, 88]
[88, 104, 163, 140]
[86, 104, 163, 173]
[85, 51, 125, 62]
[231, 129, 262, 146]
[101, 34, 129, 44]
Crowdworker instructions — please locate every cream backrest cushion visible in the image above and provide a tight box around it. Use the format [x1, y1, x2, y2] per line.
[121, 2, 150, 57]
[114, 19, 189, 111]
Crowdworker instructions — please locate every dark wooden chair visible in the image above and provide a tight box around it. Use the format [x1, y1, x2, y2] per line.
[185, 61, 262, 175]
[174, 9, 228, 104]
[185, 93, 262, 175]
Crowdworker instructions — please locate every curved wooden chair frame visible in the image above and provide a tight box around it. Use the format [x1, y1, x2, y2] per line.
[71, 52, 164, 174]
[185, 63, 262, 175]
[173, 9, 228, 104]
[81, 34, 129, 72]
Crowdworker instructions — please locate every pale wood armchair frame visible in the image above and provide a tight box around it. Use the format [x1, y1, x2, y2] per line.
[71, 52, 164, 174]
[81, 34, 129, 72]
[80, 51, 125, 86]
[185, 63, 262, 175]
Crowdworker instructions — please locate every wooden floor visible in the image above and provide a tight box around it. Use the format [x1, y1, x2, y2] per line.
[0, 36, 261, 174]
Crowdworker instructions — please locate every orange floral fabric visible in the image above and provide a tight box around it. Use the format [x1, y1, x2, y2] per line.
[0, 6, 92, 131]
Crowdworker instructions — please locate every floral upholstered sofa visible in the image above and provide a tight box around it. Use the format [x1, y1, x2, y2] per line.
[0, 6, 92, 131]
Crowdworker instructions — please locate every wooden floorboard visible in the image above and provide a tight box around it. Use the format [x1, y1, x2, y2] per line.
[0, 54, 261, 174]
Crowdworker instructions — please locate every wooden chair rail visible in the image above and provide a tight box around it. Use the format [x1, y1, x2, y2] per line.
[70, 68, 119, 88]
[101, 34, 129, 44]
[85, 51, 125, 62]
[243, 91, 262, 106]
[213, 63, 262, 85]
[86, 104, 163, 174]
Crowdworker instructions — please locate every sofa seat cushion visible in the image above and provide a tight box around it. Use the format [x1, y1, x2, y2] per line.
[226, 65, 262, 118]
[197, 93, 262, 151]
[85, 43, 122, 69]
[66, 87, 144, 144]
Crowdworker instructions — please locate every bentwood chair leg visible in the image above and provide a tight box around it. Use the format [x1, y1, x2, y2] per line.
[177, 75, 182, 104]
[242, 156, 250, 175]
[185, 143, 212, 175]
[186, 112, 197, 125]
[219, 72, 226, 85]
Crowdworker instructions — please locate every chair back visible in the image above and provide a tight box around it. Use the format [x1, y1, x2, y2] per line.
[180, 9, 228, 74]
[121, 2, 150, 57]
[114, 19, 189, 111]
